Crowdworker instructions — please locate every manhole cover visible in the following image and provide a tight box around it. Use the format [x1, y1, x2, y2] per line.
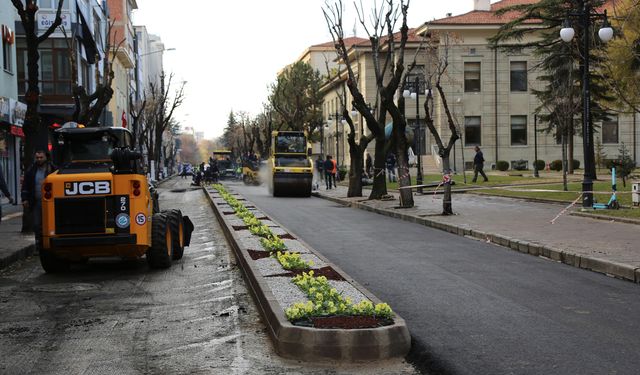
[32, 283, 100, 293]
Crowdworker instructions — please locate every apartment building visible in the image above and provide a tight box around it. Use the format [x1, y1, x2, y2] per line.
[0, 3, 23, 200]
[106, 0, 136, 127]
[15, 0, 108, 127]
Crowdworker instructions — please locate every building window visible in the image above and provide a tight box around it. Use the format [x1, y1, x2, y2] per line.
[602, 116, 619, 144]
[2, 34, 12, 73]
[464, 62, 481, 92]
[510, 61, 527, 92]
[464, 116, 481, 146]
[18, 40, 72, 97]
[510, 116, 527, 146]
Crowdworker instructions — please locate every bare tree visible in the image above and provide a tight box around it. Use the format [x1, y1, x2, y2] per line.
[11, 0, 64, 233]
[60, 22, 125, 127]
[323, 0, 414, 205]
[421, 32, 461, 215]
[11, 0, 64, 167]
[145, 73, 185, 179]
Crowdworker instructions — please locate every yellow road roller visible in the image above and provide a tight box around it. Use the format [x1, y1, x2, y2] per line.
[268, 130, 313, 197]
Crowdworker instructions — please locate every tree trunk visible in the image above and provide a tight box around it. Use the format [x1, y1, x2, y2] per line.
[442, 153, 453, 215]
[369, 135, 388, 199]
[393, 125, 414, 208]
[347, 144, 364, 197]
[154, 123, 163, 179]
[568, 124, 574, 174]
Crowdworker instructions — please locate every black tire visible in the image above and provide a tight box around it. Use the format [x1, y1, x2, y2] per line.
[243, 175, 250, 185]
[147, 213, 173, 269]
[163, 209, 185, 260]
[40, 249, 70, 273]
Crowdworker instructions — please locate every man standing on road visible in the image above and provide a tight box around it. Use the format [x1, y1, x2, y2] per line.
[0, 163, 13, 224]
[472, 146, 489, 183]
[21, 150, 56, 247]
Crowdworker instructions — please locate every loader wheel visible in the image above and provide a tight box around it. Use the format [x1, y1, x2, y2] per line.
[243, 175, 250, 185]
[147, 213, 173, 269]
[40, 249, 70, 273]
[164, 209, 185, 260]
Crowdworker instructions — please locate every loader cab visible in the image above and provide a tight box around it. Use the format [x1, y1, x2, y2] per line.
[52, 126, 140, 174]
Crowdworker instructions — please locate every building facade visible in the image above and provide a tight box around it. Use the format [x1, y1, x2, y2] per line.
[418, 0, 638, 172]
[15, 0, 108, 129]
[1, 2, 23, 201]
[106, 0, 136, 127]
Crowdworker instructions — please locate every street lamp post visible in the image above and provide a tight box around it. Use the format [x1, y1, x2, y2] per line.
[403, 77, 424, 194]
[560, 5, 613, 208]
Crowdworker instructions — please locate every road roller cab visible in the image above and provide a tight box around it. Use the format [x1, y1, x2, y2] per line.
[268, 130, 313, 197]
[39, 124, 194, 272]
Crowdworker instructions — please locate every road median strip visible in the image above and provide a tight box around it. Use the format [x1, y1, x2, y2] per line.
[204, 185, 411, 361]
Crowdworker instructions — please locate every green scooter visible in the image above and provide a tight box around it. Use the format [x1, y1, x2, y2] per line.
[593, 167, 620, 210]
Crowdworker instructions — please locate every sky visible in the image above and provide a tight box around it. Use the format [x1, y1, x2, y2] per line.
[133, 1, 481, 140]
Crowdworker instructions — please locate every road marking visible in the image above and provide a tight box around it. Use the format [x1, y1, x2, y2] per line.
[1, 212, 23, 221]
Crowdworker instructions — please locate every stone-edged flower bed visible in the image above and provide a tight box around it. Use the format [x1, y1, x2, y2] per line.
[212, 184, 395, 329]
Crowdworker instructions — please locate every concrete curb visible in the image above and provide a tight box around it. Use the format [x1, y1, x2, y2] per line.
[570, 211, 640, 226]
[203, 186, 411, 362]
[0, 244, 36, 271]
[313, 192, 640, 284]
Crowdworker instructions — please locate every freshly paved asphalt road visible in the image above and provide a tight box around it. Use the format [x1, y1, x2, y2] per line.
[231, 180, 640, 375]
[0, 179, 417, 375]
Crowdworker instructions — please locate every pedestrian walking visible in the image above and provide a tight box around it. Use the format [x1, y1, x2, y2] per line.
[0, 163, 13, 224]
[324, 155, 334, 189]
[331, 157, 338, 188]
[386, 153, 397, 182]
[365, 152, 373, 178]
[472, 146, 489, 183]
[316, 155, 324, 181]
[21, 150, 56, 248]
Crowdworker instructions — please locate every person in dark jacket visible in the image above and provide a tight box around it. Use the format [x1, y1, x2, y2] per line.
[0, 163, 13, 224]
[315, 155, 324, 181]
[324, 155, 334, 190]
[472, 146, 489, 183]
[386, 153, 397, 182]
[21, 150, 56, 247]
[365, 153, 373, 178]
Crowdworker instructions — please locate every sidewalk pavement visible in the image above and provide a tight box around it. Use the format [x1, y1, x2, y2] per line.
[313, 185, 640, 284]
[0, 202, 35, 270]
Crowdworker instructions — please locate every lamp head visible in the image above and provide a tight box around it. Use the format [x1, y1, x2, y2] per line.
[560, 19, 575, 42]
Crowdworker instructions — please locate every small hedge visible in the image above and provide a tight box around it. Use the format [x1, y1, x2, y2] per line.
[572, 159, 580, 170]
[550, 159, 580, 171]
[496, 160, 509, 171]
[534, 160, 545, 171]
[550, 160, 563, 171]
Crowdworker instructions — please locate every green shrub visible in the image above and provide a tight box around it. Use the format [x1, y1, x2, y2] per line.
[572, 159, 580, 170]
[550, 160, 563, 171]
[534, 160, 546, 171]
[338, 166, 348, 181]
[496, 160, 509, 171]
